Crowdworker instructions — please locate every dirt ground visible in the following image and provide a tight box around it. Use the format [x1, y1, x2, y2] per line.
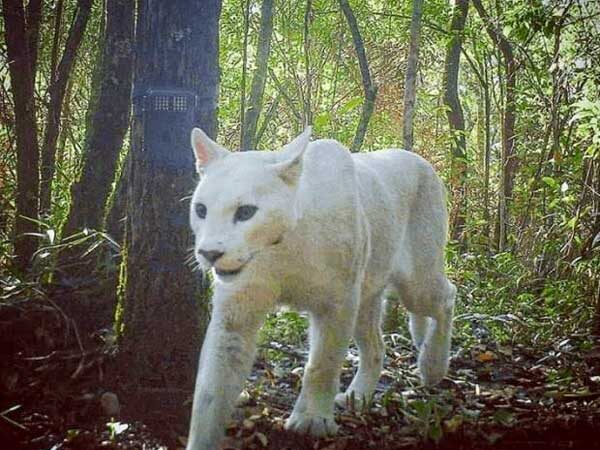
[2, 291, 600, 450]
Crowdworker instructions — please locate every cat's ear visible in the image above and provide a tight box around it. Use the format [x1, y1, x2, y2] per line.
[272, 127, 311, 186]
[191, 128, 229, 173]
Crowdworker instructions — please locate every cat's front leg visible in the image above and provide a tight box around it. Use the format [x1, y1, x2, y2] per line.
[285, 299, 355, 438]
[186, 286, 274, 450]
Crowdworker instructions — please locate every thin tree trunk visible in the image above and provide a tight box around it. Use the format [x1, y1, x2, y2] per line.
[61, 0, 134, 241]
[472, 44, 492, 246]
[443, 0, 469, 243]
[483, 56, 492, 245]
[49, 0, 64, 83]
[472, 0, 516, 251]
[402, 0, 424, 152]
[2, 0, 41, 272]
[255, 95, 279, 145]
[303, 0, 313, 126]
[239, 0, 250, 148]
[339, 0, 377, 152]
[39, 0, 93, 215]
[241, 0, 274, 151]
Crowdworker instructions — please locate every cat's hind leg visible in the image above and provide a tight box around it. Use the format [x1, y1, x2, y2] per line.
[408, 312, 430, 351]
[413, 278, 455, 386]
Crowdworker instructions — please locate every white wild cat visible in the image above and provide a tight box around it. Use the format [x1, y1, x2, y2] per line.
[186, 127, 456, 450]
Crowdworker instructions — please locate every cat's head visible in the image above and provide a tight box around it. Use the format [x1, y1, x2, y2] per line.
[189, 127, 311, 282]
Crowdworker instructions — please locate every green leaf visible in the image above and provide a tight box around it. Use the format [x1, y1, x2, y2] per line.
[314, 112, 330, 128]
[338, 97, 363, 115]
[542, 176, 558, 189]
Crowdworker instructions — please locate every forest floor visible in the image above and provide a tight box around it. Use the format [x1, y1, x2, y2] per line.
[2, 287, 600, 450]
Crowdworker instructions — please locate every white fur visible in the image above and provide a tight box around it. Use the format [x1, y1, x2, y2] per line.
[186, 128, 456, 450]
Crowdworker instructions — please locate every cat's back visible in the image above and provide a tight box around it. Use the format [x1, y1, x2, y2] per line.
[297, 139, 359, 212]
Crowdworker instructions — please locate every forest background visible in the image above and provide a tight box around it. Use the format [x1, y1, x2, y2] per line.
[1, 0, 600, 448]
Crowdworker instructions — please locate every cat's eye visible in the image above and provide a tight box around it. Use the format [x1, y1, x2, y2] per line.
[195, 203, 207, 219]
[234, 205, 258, 223]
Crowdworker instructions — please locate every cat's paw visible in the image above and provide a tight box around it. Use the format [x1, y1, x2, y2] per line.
[418, 351, 449, 386]
[284, 412, 339, 438]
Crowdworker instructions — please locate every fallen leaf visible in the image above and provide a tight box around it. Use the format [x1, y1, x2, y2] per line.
[476, 351, 497, 362]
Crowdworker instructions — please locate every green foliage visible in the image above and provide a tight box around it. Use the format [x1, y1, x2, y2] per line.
[572, 99, 600, 158]
[448, 248, 596, 347]
[402, 396, 451, 443]
[2, 213, 119, 287]
[259, 311, 308, 360]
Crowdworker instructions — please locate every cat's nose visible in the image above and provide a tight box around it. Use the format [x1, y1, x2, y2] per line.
[198, 249, 224, 264]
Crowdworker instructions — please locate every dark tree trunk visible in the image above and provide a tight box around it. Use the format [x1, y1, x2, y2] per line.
[39, 0, 93, 215]
[25, 0, 42, 82]
[472, 0, 516, 251]
[61, 0, 134, 243]
[49, 0, 64, 83]
[443, 0, 469, 243]
[402, 0, 424, 152]
[2, 0, 41, 272]
[119, 0, 221, 420]
[241, 0, 274, 151]
[339, 0, 377, 152]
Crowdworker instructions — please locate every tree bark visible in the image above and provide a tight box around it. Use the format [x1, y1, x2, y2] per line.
[241, 0, 274, 151]
[402, 0, 424, 152]
[339, 0, 377, 152]
[303, 0, 313, 126]
[2, 0, 41, 272]
[239, 0, 250, 148]
[39, 0, 93, 215]
[472, 0, 516, 251]
[443, 0, 469, 243]
[483, 56, 492, 245]
[25, 0, 42, 83]
[49, 0, 64, 84]
[119, 0, 221, 419]
[61, 0, 134, 241]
